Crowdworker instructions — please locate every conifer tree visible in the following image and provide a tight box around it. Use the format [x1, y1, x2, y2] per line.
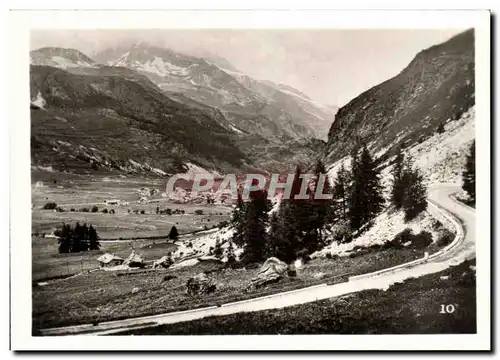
[333, 162, 350, 221]
[72, 222, 83, 253]
[231, 187, 246, 247]
[88, 225, 101, 250]
[391, 147, 406, 209]
[213, 238, 223, 260]
[348, 145, 384, 232]
[240, 188, 270, 264]
[402, 162, 428, 222]
[80, 223, 90, 251]
[225, 240, 236, 266]
[57, 223, 72, 253]
[462, 140, 476, 202]
[168, 225, 179, 240]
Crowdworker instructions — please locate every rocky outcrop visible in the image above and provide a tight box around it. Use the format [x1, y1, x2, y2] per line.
[186, 273, 216, 296]
[248, 257, 289, 289]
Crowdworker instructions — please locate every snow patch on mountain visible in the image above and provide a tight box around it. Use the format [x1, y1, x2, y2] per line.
[140, 56, 189, 77]
[31, 92, 47, 109]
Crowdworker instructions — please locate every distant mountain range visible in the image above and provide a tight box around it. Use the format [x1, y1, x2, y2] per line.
[30, 45, 336, 175]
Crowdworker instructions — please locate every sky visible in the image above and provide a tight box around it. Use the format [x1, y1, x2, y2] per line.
[31, 29, 465, 106]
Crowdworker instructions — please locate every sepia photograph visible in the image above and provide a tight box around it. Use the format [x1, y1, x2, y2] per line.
[9, 9, 491, 351]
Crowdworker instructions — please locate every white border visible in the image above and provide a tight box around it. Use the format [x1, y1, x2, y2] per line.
[9, 9, 490, 351]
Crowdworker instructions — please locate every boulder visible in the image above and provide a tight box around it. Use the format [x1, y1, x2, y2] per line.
[248, 257, 288, 289]
[186, 272, 216, 296]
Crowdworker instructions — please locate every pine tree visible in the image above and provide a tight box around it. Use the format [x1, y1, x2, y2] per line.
[333, 163, 349, 221]
[213, 238, 223, 260]
[231, 187, 246, 247]
[348, 145, 384, 232]
[225, 240, 236, 266]
[240, 188, 270, 264]
[72, 222, 83, 253]
[307, 159, 331, 252]
[402, 162, 428, 221]
[88, 225, 101, 250]
[168, 225, 179, 240]
[57, 223, 72, 253]
[391, 147, 406, 209]
[462, 140, 476, 202]
[80, 223, 90, 251]
[266, 212, 283, 258]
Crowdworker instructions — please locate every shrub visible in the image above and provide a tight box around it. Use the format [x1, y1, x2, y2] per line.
[331, 222, 353, 244]
[127, 209, 131, 213]
[187, 242, 193, 248]
[70, 208, 75, 212]
[437, 229, 455, 247]
[56, 207, 65, 212]
[102, 208, 108, 214]
[392, 228, 414, 247]
[325, 253, 332, 259]
[432, 220, 443, 230]
[43, 202, 57, 210]
[218, 220, 229, 229]
[110, 209, 115, 214]
[81, 207, 90, 212]
[140, 210, 145, 215]
[411, 231, 433, 249]
[92, 205, 99, 213]
[195, 210, 204, 215]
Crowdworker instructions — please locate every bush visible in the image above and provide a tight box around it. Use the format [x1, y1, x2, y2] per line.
[392, 228, 414, 246]
[102, 208, 108, 214]
[81, 207, 90, 213]
[43, 202, 57, 210]
[411, 231, 433, 249]
[195, 210, 204, 215]
[110, 209, 115, 214]
[325, 253, 332, 259]
[70, 208, 75, 212]
[140, 210, 145, 215]
[331, 222, 353, 244]
[218, 220, 229, 229]
[432, 220, 443, 230]
[56, 207, 65, 212]
[92, 205, 99, 213]
[437, 229, 455, 247]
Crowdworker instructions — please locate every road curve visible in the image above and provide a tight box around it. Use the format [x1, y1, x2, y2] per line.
[39, 183, 475, 336]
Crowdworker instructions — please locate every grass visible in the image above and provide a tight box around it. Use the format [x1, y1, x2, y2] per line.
[32, 174, 233, 239]
[32, 246, 431, 330]
[117, 260, 476, 335]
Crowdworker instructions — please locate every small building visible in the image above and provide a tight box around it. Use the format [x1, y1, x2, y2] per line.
[97, 253, 124, 267]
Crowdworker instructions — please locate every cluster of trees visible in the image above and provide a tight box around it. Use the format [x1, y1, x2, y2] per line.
[230, 143, 429, 265]
[390, 149, 428, 221]
[55, 222, 101, 253]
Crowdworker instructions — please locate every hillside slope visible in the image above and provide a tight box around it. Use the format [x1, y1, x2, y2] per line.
[324, 29, 474, 164]
[30, 64, 247, 175]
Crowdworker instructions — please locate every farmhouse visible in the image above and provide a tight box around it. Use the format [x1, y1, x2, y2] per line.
[97, 253, 124, 267]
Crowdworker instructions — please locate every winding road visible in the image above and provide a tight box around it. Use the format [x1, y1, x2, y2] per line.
[39, 183, 475, 336]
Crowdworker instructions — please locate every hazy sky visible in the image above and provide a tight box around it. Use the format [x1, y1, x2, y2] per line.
[31, 29, 465, 106]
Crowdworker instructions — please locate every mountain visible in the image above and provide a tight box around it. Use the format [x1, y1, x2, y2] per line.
[324, 29, 474, 165]
[30, 64, 247, 175]
[94, 43, 336, 140]
[30, 47, 96, 68]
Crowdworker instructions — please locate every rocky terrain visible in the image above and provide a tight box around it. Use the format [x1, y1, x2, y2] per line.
[324, 29, 474, 166]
